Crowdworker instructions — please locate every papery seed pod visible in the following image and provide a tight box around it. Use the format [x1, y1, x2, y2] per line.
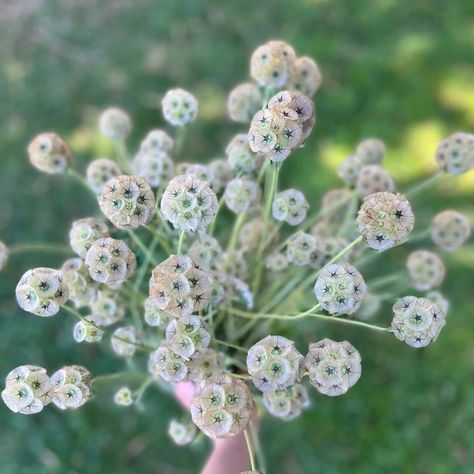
[89, 289, 125, 326]
[391, 296, 446, 348]
[227, 83, 263, 123]
[356, 292, 382, 320]
[162, 89, 198, 126]
[305, 339, 362, 396]
[85, 238, 135, 287]
[314, 263, 367, 315]
[224, 178, 260, 214]
[308, 237, 350, 270]
[99, 107, 132, 140]
[425, 291, 449, 315]
[73, 317, 104, 343]
[225, 134, 260, 176]
[357, 192, 414, 251]
[133, 149, 173, 188]
[168, 419, 197, 446]
[250, 40, 296, 89]
[356, 165, 395, 198]
[221, 250, 248, 280]
[60, 258, 98, 308]
[27, 133, 72, 174]
[406, 250, 445, 291]
[69, 218, 109, 258]
[289, 56, 322, 97]
[263, 383, 310, 421]
[111, 326, 139, 357]
[435, 132, 474, 175]
[0, 241, 8, 271]
[247, 335, 304, 392]
[144, 297, 170, 328]
[140, 129, 174, 154]
[209, 158, 233, 193]
[265, 251, 289, 272]
[338, 155, 363, 186]
[431, 210, 471, 252]
[2, 365, 54, 415]
[286, 231, 317, 266]
[272, 189, 309, 225]
[320, 188, 353, 221]
[187, 348, 225, 383]
[188, 234, 223, 270]
[187, 164, 214, 187]
[165, 315, 211, 359]
[161, 175, 218, 232]
[16, 267, 69, 317]
[148, 343, 190, 382]
[99, 175, 155, 229]
[191, 374, 254, 439]
[355, 138, 386, 165]
[86, 158, 122, 195]
[50, 365, 92, 410]
[114, 387, 133, 406]
[175, 162, 192, 176]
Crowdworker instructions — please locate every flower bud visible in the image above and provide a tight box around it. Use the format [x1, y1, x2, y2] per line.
[27, 133, 72, 174]
[431, 210, 471, 252]
[162, 89, 198, 126]
[228, 83, 262, 123]
[406, 250, 445, 291]
[69, 218, 109, 258]
[99, 107, 132, 140]
[86, 158, 122, 195]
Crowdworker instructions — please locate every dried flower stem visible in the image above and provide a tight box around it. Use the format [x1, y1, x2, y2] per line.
[244, 429, 257, 471]
[177, 229, 186, 256]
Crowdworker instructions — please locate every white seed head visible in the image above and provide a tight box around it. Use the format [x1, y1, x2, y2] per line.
[148, 343, 189, 383]
[356, 165, 395, 198]
[99, 107, 132, 140]
[143, 297, 170, 328]
[168, 419, 197, 446]
[140, 129, 174, 154]
[73, 317, 104, 343]
[272, 188, 309, 225]
[356, 292, 382, 320]
[60, 258, 98, 308]
[431, 210, 471, 252]
[86, 158, 122, 195]
[89, 289, 125, 326]
[165, 315, 211, 359]
[224, 178, 260, 214]
[226, 134, 260, 176]
[286, 231, 317, 266]
[111, 326, 138, 357]
[27, 133, 72, 174]
[228, 83, 262, 123]
[338, 155, 363, 186]
[406, 250, 445, 291]
[69, 218, 109, 258]
[265, 251, 289, 272]
[209, 158, 233, 193]
[50, 365, 92, 410]
[425, 291, 449, 315]
[289, 56, 322, 97]
[355, 138, 386, 165]
[114, 387, 133, 406]
[162, 88, 198, 126]
[187, 348, 225, 383]
[435, 132, 474, 175]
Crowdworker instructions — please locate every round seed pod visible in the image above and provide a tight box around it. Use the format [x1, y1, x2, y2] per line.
[73, 317, 104, 343]
[99, 175, 155, 229]
[357, 192, 414, 251]
[16, 267, 69, 317]
[265, 251, 289, 272]
[272, 189, 309, 225]
[435, 132, 474, 175]
[209, 158, 233, 193]
[85, 237, 135, 287]
[99, 107, 132, 140]
[148, 343, 190, 382]
[89, 289, 125, 326]
[391, 296, 446, 348]
[165, 315, 211, 359]
[86, 158, 122, 195]
[431, 210, 471, 252]
[111, 326, 138, 357]
[60, 258, 98, 308]
[69, 218, 109, 258]
[191, 374, 254, 439]
[114, 387, 133, 406]
[320, 188, 353, 221]
[286, 231, 317, 266]
[314, 263, 367, 315]
[224, 178, 260, 214]
[27, 132, 72, 174]
[161, 175, 218, 232]
[186, 164, 218, 193]
[425, 291, 449, 315]
[2, 365, 54, 415]
[305, 339, 362, 396]
[188, 234, 223, 270]
[133, 149, 173, 188]
[143, 297, 170, 328]
[338, 155, 362, 186]
[168, 419, 197, 446]
[0, 241, 8, 271]
[356, 165, 395, 198]
[187, 348, 225, 383]
[308, 237, 350, 270]
[50, 365, 92, 410]
[406, 250, 445, 291]
[263, 383, 310, 421]
[162, 88, 198, 126]
[228, 83, 262, 123]
[289, 56, 322, 97]
[140, 129, 174, 154]
[226, 134, 260, 176]
[247, 335, 304, 392]
[250, 40, 296, 89]
[355, 138, 386, 165]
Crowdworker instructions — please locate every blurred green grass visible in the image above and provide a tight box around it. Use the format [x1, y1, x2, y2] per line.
[0, 0, 474, 472]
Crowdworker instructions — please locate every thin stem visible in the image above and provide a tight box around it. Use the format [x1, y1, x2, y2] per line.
[367, 271, 405, 291]
[67, 168, 96, 196]
[404, 171, 444, 198]
[244, 430, 257, 472]
[143, 225, 173, 254]
[250, 421, 266, 474]
[228, 372, 251, 380]
[127, 230, 159, 266]
[227, 212, 246, 252]
[63, 305, 103, 331]
[214, 339, 248, 353]
[92, 372, 148, 386]
[177, 229, 186, 256]
[116, 141, 132, 173]
[174, 125, 187, 159]
[208, 193, 227, 236]
[9, 243, 72, 256]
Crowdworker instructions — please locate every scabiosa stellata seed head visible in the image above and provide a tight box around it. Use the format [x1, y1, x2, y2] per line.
[191, 374, 254, 439]
[431, 210, 471, 252]
[338, 155, 362, 186]
[356, 165, 395, 198]
[435, 132, 474, 175]
[187, 348, 225, 383]
[140, 129, 174, 154]
[226, 134, 260, 176]
[227, 83, 262, 123]
[188, 234, 223, 270]
[305, 339, 362, 396]
[250, 40, 296, 89]
[168, 419, 197, 446]
[289, 56, 322, 97]
[133, 149, 174, 189]
[162, 88, 198, 126]
[165, 315, 211, 359]
[60, 258, 98, 308]
[224, 178, 260, 214]
[263, 383, 310, 421]
[209, 158, 233, 193]
[114, 387, 133, 406]
[355, 138, 386, 165]
[73, 317, 104, 344]
[272, 189, 309, 225]
[265, 251, 289, 272]
[186, 164, 216, 190]
[86, 158, 122, 195]
[320, 188, 353, 221]
[50, 365, 92, 410]
[308, 237, 350, 269]
[111, 326, 139, 357]
[406, 250, 445, 291]
[425, 291, 449, 315]
[0, 241, 8, 271]
[85, 237, 136, 287]
[99, 107, 132, 141]
[2, 365, 53, 415]
[314, 263, 367, 315]
[357, 192, 414, 251]
[240, 218, 278, 252]
[69, 218, 109, 258]
[89, 289, 125, 326]
[148, 343, 190, 382]
[391, 296, 446, 348]
[161, 175, 218, 232]
[247, 335, 304, 392]
[99, 175, 155, 229]
[16, 267, 69, 317]
[286, 231, 317, 266]
[27, 132, 72, 174]
[143, 297, 170, 328]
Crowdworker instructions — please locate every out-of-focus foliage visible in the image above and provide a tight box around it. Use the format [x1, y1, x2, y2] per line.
[0, 0, 473, 472]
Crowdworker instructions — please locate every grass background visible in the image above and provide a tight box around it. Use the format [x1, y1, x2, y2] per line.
[0, 0, 474, 472]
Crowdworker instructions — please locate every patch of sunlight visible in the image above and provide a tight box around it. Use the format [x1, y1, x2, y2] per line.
[437, 70, 474, 126]
[67, 127, 115, 159]
[392, 33, 434, 70]
[196, 83, 226, 122]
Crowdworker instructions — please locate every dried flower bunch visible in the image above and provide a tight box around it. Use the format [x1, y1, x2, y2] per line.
[3, 39, 472, 471]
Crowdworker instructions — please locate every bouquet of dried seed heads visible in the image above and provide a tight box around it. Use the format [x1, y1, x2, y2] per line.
[2, 40, 473, 472]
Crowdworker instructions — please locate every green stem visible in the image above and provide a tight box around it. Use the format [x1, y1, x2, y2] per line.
[67, 168, 96, 196]
[227, 212, 246, 252]
[127, 230, 159, 266]
[9, 243, 72, 256]
[177, 229, 186, 256]
[174, 125, 187, 159]
[228, 373, 251, 380]
[404, 171, 444, 198]
[143, 225, 173, 254]
[244, 430, 257, 472]
[214, 339, 248, 353]
[208, 194, 226, 236]
[116, 141, 132, 173]
[367, 271, 405, 291]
